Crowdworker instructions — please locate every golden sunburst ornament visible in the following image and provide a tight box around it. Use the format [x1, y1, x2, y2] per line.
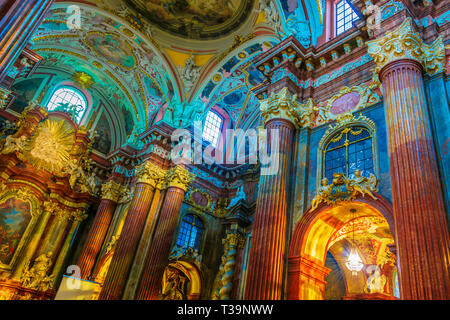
[24, 119, 74, 174]
[73, 71, 95, 89]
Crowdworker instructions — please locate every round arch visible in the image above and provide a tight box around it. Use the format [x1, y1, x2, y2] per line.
[287, 194, 395, 300]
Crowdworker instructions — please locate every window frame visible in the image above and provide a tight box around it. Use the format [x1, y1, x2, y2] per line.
[316, 118, 379, 190]
[175, 214, 205, 252]
[46, 84, 91, 124]
[335, 0, 360, 36]
[323, 126, 374, 181]
[202, 110, 224, 148]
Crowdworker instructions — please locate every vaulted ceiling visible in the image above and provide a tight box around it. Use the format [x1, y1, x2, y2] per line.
[29, 0, 326, 146]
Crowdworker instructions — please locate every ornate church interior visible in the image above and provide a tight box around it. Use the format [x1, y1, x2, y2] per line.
[0, 0, 449, 300]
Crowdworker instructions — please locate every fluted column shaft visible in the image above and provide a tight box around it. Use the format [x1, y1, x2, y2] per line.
[77, 199, 118, 279]
[0, 0, 54, 82]
[244, 118, 295, 300]
[98, 183, 155, 300]
[136, 186, 186, 300]
[380, 59, 450, 299]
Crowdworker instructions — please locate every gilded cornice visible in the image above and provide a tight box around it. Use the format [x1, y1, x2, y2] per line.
[367, 18, 445, 75]
[100, 180, 124, 202]
[164, 166, 195, 192]
[135, 161, 166, 188]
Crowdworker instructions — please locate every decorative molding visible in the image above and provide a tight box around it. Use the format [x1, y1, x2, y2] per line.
[186, 188, 213, 215]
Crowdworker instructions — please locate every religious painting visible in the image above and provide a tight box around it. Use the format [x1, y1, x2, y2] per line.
[84, 32, 136, 69]
[10, 77, 44, 113]
[127, 0, 254, 39]
[0, 197, 32, 265]
[93, 113, 112, 154]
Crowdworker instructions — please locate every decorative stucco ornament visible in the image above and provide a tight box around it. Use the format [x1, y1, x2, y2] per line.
[367, 18, 445, 75]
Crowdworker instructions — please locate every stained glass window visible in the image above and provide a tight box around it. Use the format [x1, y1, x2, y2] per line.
[46, 87, 87, 123]
[176, 214, 204, 251]
[203, 111, 223, 148]
[324, 126, 373, 181]
[336, 0, 359, 36]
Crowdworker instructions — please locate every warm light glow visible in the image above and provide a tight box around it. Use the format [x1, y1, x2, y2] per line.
[345, 248, 364, 275]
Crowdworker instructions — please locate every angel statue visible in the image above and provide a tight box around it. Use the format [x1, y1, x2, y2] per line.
[161, 268, 187, 300]
[349, 169, 378, 200]
[65, 158, 85, 190]
[1, 135, 27, 154]
[310, 177, 332, 212]
[226, 184, 246, 209]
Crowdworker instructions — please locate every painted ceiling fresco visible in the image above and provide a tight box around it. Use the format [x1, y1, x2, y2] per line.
[24, 0, 334, 147]
[126, 0, 255, 40]
[33, 4, 176, 134]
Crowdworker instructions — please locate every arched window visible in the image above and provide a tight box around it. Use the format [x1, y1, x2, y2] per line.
[203, 110, 223, 148]
[176, 214, 204, 251]
[336, 0, 359, 36]
[323, 126, 373, 181]
[46, 87, 87, 123]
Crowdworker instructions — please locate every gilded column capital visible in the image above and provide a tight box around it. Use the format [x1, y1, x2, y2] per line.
[118, 186, 134, 204]
[100, 180, 124, 202]
[71, 209, 88, 222]
[135, 161, 166, 188]
[164, 166, 195, 192]
[367, 18, 445, 75]
[54, 209, 73, 222]
[259, 87, 301, 127]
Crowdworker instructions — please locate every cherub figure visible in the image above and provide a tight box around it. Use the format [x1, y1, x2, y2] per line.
[349, 169, 378, 200]
[65, 158, 85, 190]
[310, 177, 332, 212]
[1, 135, 27, 154]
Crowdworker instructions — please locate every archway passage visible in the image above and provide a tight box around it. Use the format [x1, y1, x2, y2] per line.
[288, 195, 398, 300]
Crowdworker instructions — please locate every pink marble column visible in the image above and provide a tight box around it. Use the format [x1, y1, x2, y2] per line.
[135, 186, 186, 300]
[380, 59, 450, 299]
[244, 118, 295, 300]
[98, 183, 156, 300]
[77, 199, 118, 280]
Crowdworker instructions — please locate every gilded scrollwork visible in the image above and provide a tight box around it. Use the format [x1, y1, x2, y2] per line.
[20, 252, 54, 292]
[310, 170, 379, 212]
[367, 18, 446, 75]
[118, 186, 134, 204]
